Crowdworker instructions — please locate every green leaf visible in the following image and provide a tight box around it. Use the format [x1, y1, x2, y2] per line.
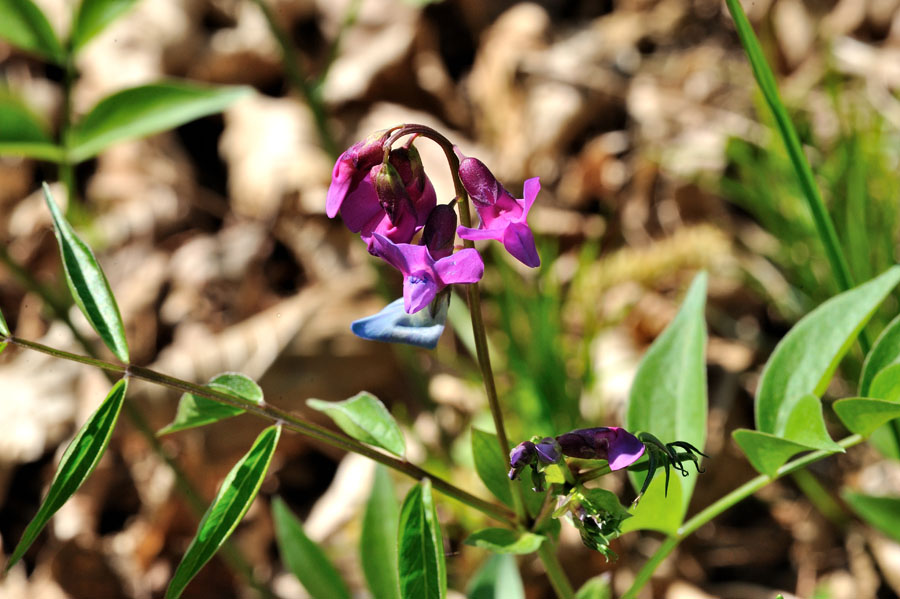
[272, 497, 350, 599]
[755, 266, 900, 435]
[6, 378, 127, 570]
[870, 363, 900, 402]
[307, 392, 405, 457]
[842, 490, 900, 544]
[166, 425, 280, 599]
[471, 429, 512, 507]
[361, 466, 401, 599]
[580, 488, 632, 523]
[860, 314, 900, 396]
[464, 528, 544, 555]
[0, 304, 8, 355]
[398, 479, 446, 599]
[466, 554, 524, 599]
[158, 372, 262, 435]
[70, 0, 138, 52]
[43, 183, 130, 362]
[626, 272, 707, 534]
[0, 90, 63, 161]
[834, 398, 900, 437]
[67, 81, 251, 162]
[575, 576, 612, 599]
[0, 0, 63, 62]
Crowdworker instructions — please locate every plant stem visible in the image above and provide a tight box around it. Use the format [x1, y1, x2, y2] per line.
[4, 335, 516, 526]
[59, 52, 77, 210]
[622, 434, 864, 598]
[537, 540, 575, 599]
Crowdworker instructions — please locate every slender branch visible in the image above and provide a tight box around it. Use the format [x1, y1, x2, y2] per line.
[622, 434, 864, 598]
[4, 336, 516, 526]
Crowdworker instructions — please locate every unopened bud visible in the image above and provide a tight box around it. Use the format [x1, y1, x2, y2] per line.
[390, 144, 426, 195]
[458, 157, 503, 206]
[374, 162, 413, 224]
[422, 203, 457, 259]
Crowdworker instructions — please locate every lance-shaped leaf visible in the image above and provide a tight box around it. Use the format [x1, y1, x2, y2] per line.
[158, 372, 262, 435]
[0, 0, 64, 62]
[466, 554, 525, 599]
[842, 489, 900, 544]
[464, 528, 544, 555]
[67, 81, 251, 162]
[307, 392, 405, 457]
[756, 266, 900, 434]
[860, 313, 900, 397]
[0, 304, 8, 355]
[361, 466, 401, 599]
[398, 480, 446, 599]
[166, 425, 280, 599]
[0, 90, 63, 161]
[471, 429, 513, 507]
[43, 183, 130, 362]
[625, 272, 707, 534]
[70, 0, 138, 52]
[272, 497, 350, 599]
[6, 378, 127, 570]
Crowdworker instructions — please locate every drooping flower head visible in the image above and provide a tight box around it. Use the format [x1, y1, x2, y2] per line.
[456, 152, 541, 268]
[326, 130, 391, 218]
[556, 427, 645, 471]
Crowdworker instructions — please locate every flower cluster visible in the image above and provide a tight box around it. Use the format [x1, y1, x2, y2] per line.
[326, 126, 541, 348]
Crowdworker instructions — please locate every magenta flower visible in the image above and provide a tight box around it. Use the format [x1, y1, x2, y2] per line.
[325, 131, 390, 219]
[555, 427, 645, 471]
[372, 234, 484, 314]
[456, 155, 541, 268]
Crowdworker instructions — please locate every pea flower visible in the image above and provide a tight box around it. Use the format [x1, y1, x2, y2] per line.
[372, 233, 484, 314]
[325, 130, 390, 218]
[351, 295, 449, 349]
[455, 154, 541, 268]
[556, 427, 645, 471]
[508, 437, 561, 492]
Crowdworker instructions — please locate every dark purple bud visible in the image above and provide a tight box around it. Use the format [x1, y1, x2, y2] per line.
[533, 437, 561, 465]
[508, 441, 536, 480]
[390, 144, 426, 195]
[458, 156, 504, 206]
[556, 427, 645, 471]
[375, 162, 414, 224]
[422, 204, 458, 260]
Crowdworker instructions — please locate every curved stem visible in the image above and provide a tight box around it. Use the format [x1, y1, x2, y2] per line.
[622, 434, 864, 598]
[5, 335, 516, 526]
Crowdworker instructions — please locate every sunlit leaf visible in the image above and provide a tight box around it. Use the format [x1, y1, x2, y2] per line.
[6, 379, 127, 570]
[361, 466, 401, 599]
[860, 313, 900, 396]
[158, 372, 262, 435]
[870, 363, 900, 403]
[272, 497, 350, 599]
[0, 0, 63, 62]
[398, 480, 446, 599]
[466, 554, 524, 599]
[0, 90, 62, 161]
[463, 528, 544, 555]
[43, 183, 130, 362]
[70, 0, 138, 52]
[843, 490, 900, 544]
[625, 272, 707, 534]
[67, 81, 251, 161]
[166, 425, 280, 599]
[307, 392, 405, 457]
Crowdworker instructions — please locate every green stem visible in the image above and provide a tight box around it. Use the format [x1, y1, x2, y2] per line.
[4, 336, 516, 526]
[537, 540, 575, 599]
[622, 434, 864, 598]
[59, 52, 77, 209]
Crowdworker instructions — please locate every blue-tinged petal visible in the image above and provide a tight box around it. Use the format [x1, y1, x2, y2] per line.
[350, 297, 448, 349]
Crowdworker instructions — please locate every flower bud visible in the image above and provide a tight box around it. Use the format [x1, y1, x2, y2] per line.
[326, 130, 391, 219]
[458, 156, 504, 206]
[390, 144, 426, 195]
[374, 162, 414, 224]
[422, 204, 458, 260]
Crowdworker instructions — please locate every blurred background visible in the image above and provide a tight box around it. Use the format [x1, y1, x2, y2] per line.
[2, 0, 900, 597]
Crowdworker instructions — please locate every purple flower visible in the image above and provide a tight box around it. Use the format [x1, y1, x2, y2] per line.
[455, 155, 540, 268]
[351, 295, 449, 349]
[372, 234, 484, 314]
[556, 427, 645, 471]
[508, 437, 560, 481]
[326, 131, 390, 218]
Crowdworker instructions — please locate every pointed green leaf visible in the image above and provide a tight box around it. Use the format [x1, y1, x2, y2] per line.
[361, 466, 401, 599]
[870, 363, 900, 402]
[834, 398, 900, 437]
[575, 576, 612, 599]
[626, 272, 707, 533]
[732, 430, 814, 477]
[307, 392, 405, 457]
[860, 314, 900, 397]
[6, 378, 127, 570]
[166, 425, 280, 599]
[471, 429, 512, 507]
[464, 528, 544, 555]
[43, 183, 129, 362]
[0, 304, 8, 355]
[0, 0, 64, 62]
[158, 372, 262, 435]
[272, 497, 351, 599]
[398, 480, 446, 599]
[842, 490, 900, 544]
[0, 90, 63, 161]
[756, 266, 900, 435]
[67, 81, 251, 162]
[70, 0, 138, 52]
[466, 554, 524, 599]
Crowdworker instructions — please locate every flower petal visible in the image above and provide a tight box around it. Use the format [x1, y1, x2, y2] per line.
[371, 234, 430, 276]
[521, 177, 541, 218]
[456, 225, 503, 242]
[339, 172, 383, 233]
[403, 273, 439, 313]
[325, 152, 354, 218]
[433, 248, 484, 285]
[502, 221, 540, 267]
[606, 428, 646, 470]
[350, 297, 448, 349]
